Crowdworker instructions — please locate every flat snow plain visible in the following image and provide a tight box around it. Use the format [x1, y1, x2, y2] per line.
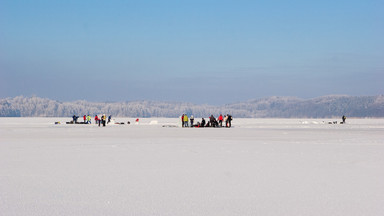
[1, 117, 384, 216]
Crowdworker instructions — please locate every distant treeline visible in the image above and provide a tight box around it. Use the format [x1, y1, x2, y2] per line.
[1, 95, 383, 118]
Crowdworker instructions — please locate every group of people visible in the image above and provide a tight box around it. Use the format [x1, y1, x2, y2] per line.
[181, 114, 233, 128]
[94, 114, 111, 127]
[71, 113, 233, 128]
[72, 114, 112, 127]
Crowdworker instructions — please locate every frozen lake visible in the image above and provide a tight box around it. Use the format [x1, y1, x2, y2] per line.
[1, 117, 384, 216]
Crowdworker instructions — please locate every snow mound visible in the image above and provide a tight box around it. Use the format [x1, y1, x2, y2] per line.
[149, 120, 158, 125]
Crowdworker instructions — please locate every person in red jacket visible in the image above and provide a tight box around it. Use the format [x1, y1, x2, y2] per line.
[95, 115, 99, 125]
[218, 114, 223, 127]
[83, 115, 86, 123]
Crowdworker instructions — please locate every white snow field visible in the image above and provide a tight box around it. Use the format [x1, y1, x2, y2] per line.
[1, 117, 384, 216]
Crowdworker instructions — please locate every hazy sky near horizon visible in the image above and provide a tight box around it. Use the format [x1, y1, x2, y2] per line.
[1, 0, 383, 104]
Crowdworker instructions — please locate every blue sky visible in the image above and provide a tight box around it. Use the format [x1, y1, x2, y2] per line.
[1, 0, 383, 104]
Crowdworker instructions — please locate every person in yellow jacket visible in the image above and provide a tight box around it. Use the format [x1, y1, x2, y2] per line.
[183, 114, 189, 127]
[102, 114, 106, 127]
[86, 115, 91, 124]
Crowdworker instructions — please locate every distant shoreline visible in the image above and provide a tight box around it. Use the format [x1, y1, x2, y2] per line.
[1, 95, 383, 118]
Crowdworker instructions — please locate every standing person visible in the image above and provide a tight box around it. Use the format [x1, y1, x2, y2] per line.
[95, 115, 99, 125]
[72, 115, 77, 123]
[224, 115, 229, 127]
[190, 115, 194, 127]
[86, 115, 91, 124]
[227, 114, 233, 128]
[102, 114, 106, 127]
[209, 115, 216, 127]
[108, 115, 112, 123]
[218, 114, 223, 127]
[181, 114, 185, 127]
[342, 115, 346, 124]
[98, 115, 101, 127]
[183, 114, 189, 127]
[83, 115, 86, 123]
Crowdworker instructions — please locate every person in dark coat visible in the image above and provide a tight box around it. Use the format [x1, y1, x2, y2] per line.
[209, 115, 216, 127]
[227, 114, 233, 128]
[201, 118, 206, 127]
[342, 115, 346, 124]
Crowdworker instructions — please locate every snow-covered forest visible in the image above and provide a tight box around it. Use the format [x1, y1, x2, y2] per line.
[1, 95, 383, 118]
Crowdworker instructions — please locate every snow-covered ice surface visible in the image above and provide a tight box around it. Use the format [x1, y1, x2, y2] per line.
[1, 117, 384, 216]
